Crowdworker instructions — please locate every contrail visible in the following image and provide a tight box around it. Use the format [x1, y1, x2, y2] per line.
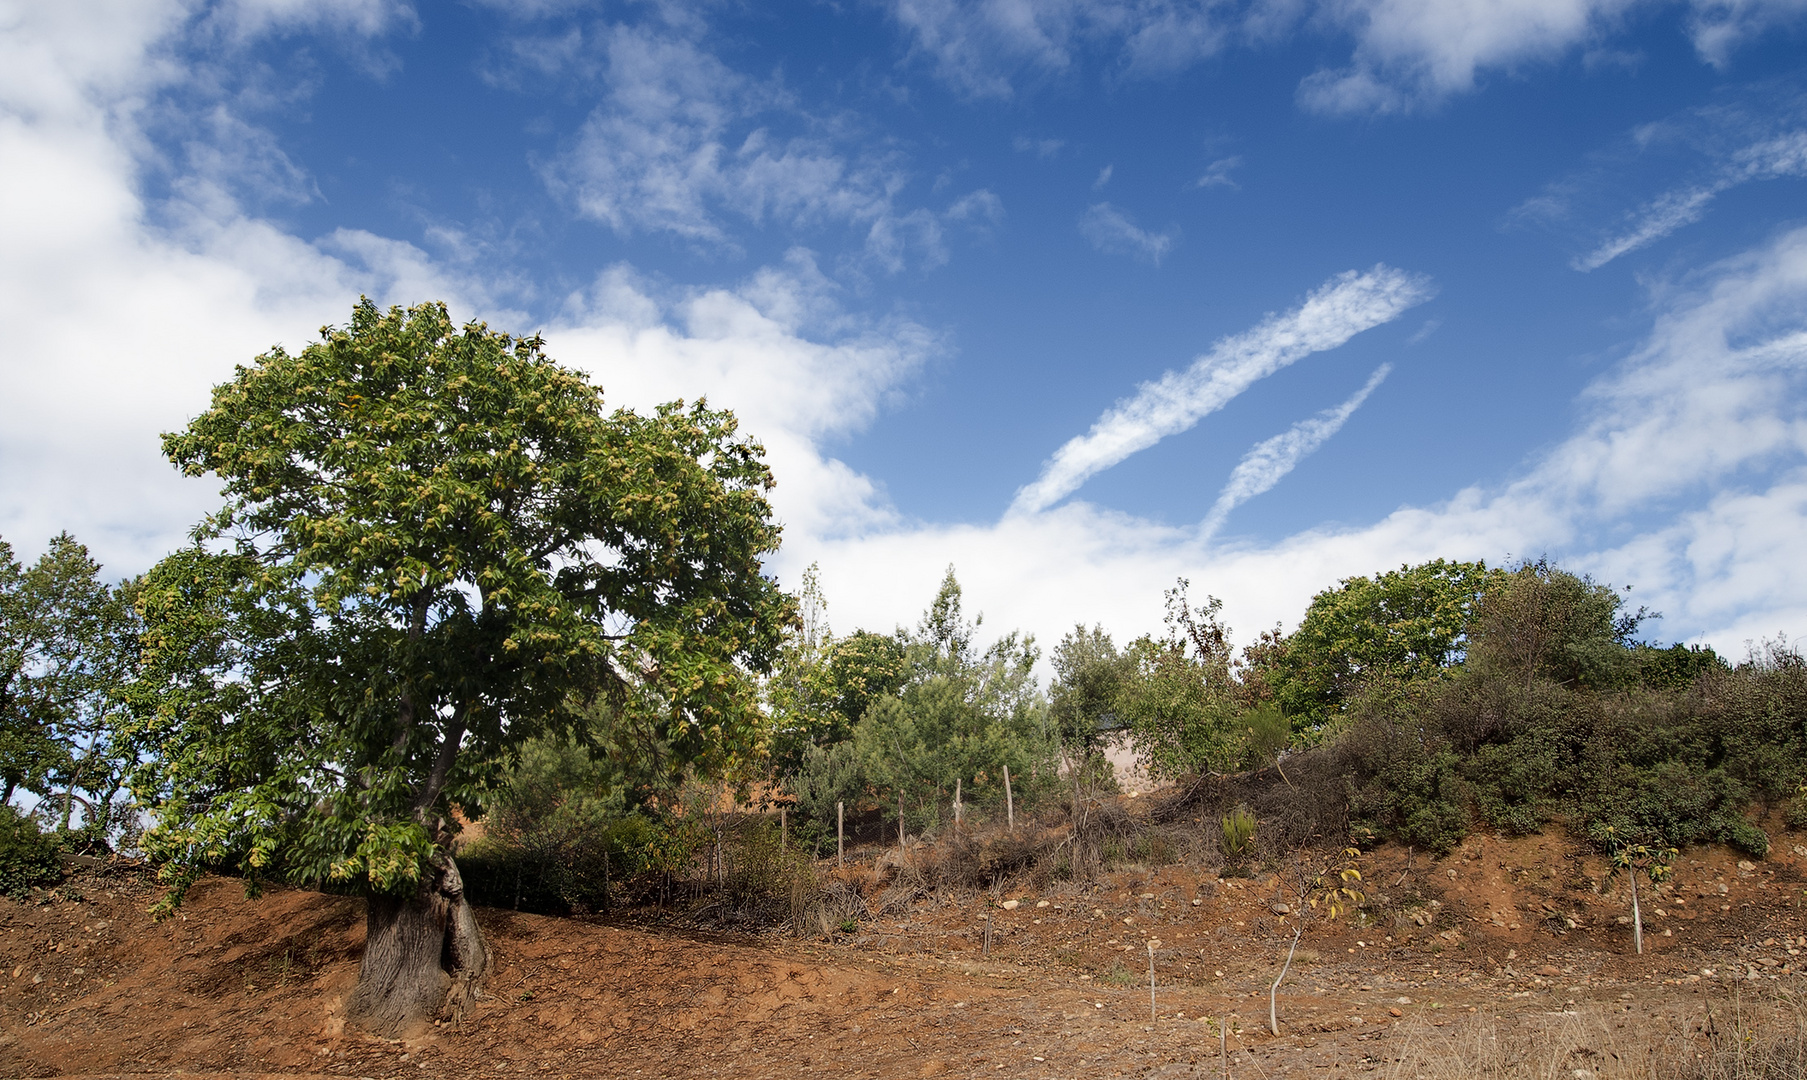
[1008, 266, 1431, 515]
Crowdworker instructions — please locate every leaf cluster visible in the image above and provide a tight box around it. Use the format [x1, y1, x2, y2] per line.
[129, 300, 794, 904]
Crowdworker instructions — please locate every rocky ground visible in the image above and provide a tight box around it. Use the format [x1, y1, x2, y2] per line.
[1, 828, 1803, 1079]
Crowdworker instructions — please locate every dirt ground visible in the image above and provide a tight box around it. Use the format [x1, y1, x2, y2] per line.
[2, 828, 1803, 1080]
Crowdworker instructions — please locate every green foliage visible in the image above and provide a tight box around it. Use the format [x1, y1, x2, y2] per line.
[1635, 643, 1729, 691]
[784, 567, 1057, 838]
[764, 565, 908, 775]
[455, 716, 689, 914]
[1241, 702, 1290, 768]
[1344, 708, 1471, 855]
[1466, 559, 1648, 689]
[127, 299, 794, 907]
[1119, 581, 1248, 779]
[1220, 806, 1257, 860]
[1325, 592, 1805, 856]
[786, 739, 865, 855]
[0, 533, 141, 833]
[1049, 624, 1131, 756]
[1267, 559, 1500, 734]
[0, 805, 63, 899]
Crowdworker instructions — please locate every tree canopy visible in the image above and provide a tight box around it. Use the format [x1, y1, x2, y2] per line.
[0, 534, 140, 834]
[127, 299, 794, 1031]
[1267, 559, 1502, 733]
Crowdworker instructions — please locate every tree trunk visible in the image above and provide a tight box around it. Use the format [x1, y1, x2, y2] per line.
[347, 855, 489, 1036]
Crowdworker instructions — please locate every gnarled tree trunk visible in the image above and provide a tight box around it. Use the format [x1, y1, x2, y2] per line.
[347, 855, 488, 1036]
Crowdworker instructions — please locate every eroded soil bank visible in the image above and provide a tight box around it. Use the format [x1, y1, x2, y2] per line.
[2, 831, 1803, 1079]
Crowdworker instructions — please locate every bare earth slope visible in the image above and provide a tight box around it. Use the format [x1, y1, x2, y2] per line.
[2, 831, 1803, 1079]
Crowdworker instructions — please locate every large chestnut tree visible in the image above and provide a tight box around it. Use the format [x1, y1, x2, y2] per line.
[127, 300, 793, 1034]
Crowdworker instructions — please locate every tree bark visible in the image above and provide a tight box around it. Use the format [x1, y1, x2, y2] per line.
[347, 855, 489, 1036]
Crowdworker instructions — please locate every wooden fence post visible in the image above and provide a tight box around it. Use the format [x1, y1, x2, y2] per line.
[954, 778, 962, 837]
[837, 801, 844, 868]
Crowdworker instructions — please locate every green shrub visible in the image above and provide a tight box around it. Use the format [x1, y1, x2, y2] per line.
[0, 807, 63, 899]
[1220, 807, 1257, 860]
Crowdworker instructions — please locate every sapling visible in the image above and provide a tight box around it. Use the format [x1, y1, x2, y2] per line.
[1270, 846, 1364, 1036]
[1602, 827, 1678, 955]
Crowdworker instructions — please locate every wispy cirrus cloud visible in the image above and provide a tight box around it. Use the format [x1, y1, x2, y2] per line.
[886, 0, 1229, 99]
[543, 21, 997, 271]
[1195, 155, 1241, 189]
[1574, 129, 1807, 270]
[1078, 201, 1176, 263]
[1689, 0, 1807, 66]
[1008, 265, 1434, 515]
[1201, 363, 1392, 539]
[882, 0, 1807, 116]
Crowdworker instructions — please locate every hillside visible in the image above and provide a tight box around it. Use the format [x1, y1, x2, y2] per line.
[2, 831, 1803, 1079]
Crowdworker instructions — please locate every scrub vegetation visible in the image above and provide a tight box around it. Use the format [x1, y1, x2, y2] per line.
[3, 300, 1804, 1062]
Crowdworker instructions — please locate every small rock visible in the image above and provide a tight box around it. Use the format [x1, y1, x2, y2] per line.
[1388, 1008, 1403, 1018]
[1272, 903, 1292, 915]
[1035, 900, 1049, 909]
[1140, 893, 1155, 900]
[1537, 966, 1561, 977]
[1000, 900, 1020, 911]
[1737, 861, 1756, 872]
[1191, 899, 1202, 906]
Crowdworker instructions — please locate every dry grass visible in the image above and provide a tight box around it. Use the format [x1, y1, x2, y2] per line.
[1379, 992, 1804, 1080]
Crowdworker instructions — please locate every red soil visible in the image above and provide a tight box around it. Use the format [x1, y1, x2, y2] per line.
[3, 829, 1802, 1079]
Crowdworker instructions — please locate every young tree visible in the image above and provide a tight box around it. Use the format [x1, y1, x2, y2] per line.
[1118, 580, 1247, 780]
[127, 300, 793, 1034]
[0, 534, 141, 833]
[765, 565, 907, 774]
[1268, 559, 1501, 734]
[1049, 624, 1130, 763]
[852, 567, 1054, 832]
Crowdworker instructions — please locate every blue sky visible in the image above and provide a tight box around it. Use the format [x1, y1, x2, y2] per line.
[4, 0, 1807, 658]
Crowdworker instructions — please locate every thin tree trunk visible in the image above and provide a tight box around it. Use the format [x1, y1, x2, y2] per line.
[1270, 926, 1302, 1036]
[1003, 766, 1014, 831]
[1629, 870, 1644, 955]
[347, 855, 489, 1036]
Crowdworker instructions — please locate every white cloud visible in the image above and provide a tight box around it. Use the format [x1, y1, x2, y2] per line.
[1009, 265, 1433, 514]
[206, 0, 417, 42]
[1574, 129, 1807, 270]
[797, 231, 1807, 655]
[1201, 363, 1391, 539]
[886, 0, 1228, 99]
[1295, 0, 1807, 115]
[8, 0, 1807, 682]
[548, 22, 992, 271]
[1296, 0, 1635, 115]
[546, 256, 940, 541]
[1689, 0, 1807, 66]
[1094, 163, 1113, 188]
[1195, 155, 1241, 189]
[0, 1, 940, 575]
[881, 0, 1807, 114]
[1013, 135, 1066, 157]
[1078, 201, 1177, 263]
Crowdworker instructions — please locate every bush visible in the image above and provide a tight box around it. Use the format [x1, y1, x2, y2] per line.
[1220, 807, 1257, 860]
[0, 807, 63, 899]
